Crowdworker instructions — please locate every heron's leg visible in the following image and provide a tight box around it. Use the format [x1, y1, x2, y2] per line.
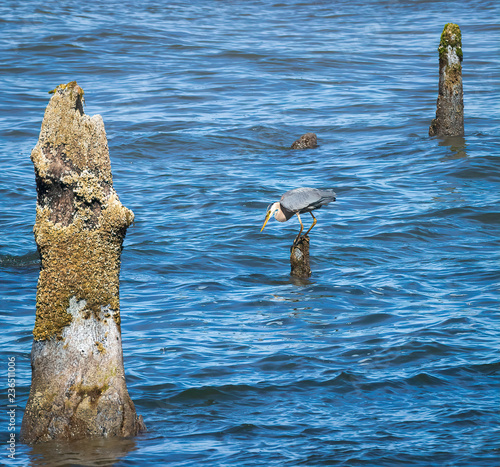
[294, 212, 304, 244]
[304, 212, 317, 237]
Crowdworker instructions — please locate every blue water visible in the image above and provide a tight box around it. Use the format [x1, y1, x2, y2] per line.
[1, 1, 499, 465]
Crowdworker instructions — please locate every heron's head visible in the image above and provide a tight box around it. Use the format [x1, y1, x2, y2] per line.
[260, 202, 280, 232]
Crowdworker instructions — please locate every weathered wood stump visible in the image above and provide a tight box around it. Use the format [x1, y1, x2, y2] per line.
[291, 133, 317, 149]
[21, 82, 145, 443]
[290, 236, 311, 278]
[429, 23, 464, 137]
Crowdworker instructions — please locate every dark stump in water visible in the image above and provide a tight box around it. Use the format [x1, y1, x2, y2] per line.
[291, 133, 317, 149]
[290, 236, 311, 278]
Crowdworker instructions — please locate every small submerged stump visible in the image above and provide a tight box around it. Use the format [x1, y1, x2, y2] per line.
[291, 133, 317, 149]
[21, 82, 145, 443]
[429, 23, 464, 137]
[290, 236, 311, 278]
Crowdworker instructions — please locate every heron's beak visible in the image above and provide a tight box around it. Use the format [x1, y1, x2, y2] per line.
[260, 211, 272, 232]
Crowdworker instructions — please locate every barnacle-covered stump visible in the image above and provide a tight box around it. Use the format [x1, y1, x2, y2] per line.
[429, 23, 464, 137]
[290, 236, 311, 278]
[21, 82, 145, 443]
[291, 132, 317, 149]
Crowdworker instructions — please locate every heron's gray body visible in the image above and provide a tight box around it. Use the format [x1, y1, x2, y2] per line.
[279, 188, 336, 219]
[261, 187, 336, 242]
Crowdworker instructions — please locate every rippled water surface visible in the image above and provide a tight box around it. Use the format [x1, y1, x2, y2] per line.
[1, 1, 499, 465]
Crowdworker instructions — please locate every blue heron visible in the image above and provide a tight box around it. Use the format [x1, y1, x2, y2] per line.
[260, 187, 336, 242]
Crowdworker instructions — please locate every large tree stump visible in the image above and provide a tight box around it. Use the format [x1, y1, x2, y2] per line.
[429, 23, 464, 137]
[290, 236, 311, 278]
[21, 82, 145, 443]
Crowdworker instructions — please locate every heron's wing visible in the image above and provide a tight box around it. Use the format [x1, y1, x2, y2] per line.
[280, 188, 336, 213]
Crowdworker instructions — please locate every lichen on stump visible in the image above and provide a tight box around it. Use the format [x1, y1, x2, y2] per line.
[290, 236, 312, 278]
[21, 82, 145, 444]
[429, 23, 464, 137]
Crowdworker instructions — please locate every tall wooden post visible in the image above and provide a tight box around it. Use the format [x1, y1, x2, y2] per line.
[429, 23, 464, 137]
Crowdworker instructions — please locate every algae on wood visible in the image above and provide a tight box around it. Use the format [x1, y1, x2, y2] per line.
[429, 23, 464, 137]
[21, 82, 145, 443]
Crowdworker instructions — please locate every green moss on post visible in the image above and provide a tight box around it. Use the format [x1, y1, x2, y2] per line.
[438, 23, 462, 58]
[429, 23, 464, 137]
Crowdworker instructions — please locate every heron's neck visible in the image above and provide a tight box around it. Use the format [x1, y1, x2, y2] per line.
[274, 204, 287, 223]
